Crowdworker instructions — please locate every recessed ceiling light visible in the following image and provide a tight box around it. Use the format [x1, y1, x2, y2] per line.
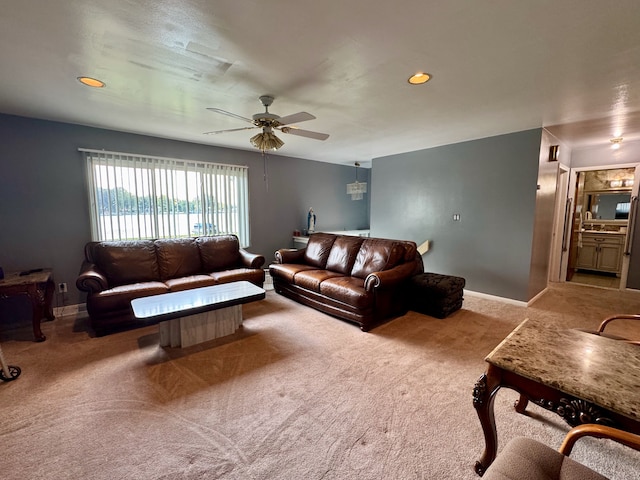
[408, 72, 431, 85]
[77, 76, 106, 88]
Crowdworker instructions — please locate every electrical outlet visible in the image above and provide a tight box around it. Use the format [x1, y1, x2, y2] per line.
[58, 282, 68, 293]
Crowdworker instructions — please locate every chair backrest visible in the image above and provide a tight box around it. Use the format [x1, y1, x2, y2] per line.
[482, 424, 640, 480]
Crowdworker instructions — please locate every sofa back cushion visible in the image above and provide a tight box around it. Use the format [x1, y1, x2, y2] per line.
[325, 236, 365, 274]
[155, 238, 202, 280]
[400, 241, 418, 262]
[92, 240, 159, 287]
[350, 238, 406, 279]
[303, 233, 336, 269]
[197, 235, 241, 271]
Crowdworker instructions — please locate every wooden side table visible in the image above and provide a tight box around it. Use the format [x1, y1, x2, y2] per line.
[0, 268, 55, 342]
[472, 318, 640, 476]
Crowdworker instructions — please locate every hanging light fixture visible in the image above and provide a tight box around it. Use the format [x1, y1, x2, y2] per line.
[250, 126, 284, 151]
[346, 162, 367, 200]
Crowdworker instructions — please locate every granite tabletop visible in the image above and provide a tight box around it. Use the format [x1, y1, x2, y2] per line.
[486, 317, 640, 422]
[0, 268, 53, 288]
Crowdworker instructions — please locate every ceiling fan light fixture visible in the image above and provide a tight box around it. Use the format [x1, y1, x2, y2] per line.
[207, 95, 328, 149]
[408, 72, 431, 85]
[250, 130, 284, 151]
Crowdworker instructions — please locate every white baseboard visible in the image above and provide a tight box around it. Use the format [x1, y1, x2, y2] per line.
[463, 289, 528, 307]
[54, 303, 86, 318]
[526, 286, 549, 306]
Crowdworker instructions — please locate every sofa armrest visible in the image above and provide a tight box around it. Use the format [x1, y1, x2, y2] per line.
[76, 260, 109, 293]
[275, 248, 306, 264]
[239, 249, 266, 269]
[364, 262, 417, 291]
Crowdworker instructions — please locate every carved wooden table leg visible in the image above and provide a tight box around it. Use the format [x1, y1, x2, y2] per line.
[472, 366, 503, 476]
[26, 283, 47, 342]
[43, 278, 55, 322]
[514, 393, 529, 414]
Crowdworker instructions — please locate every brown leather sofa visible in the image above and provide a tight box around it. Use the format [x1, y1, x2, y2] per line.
[270, 233, 423, 331]
[76, 235, 265, 335]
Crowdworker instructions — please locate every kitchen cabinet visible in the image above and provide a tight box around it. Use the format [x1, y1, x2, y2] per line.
[576, 233, 624, 273]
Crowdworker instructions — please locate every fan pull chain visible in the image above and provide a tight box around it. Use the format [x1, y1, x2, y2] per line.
[262, 150, 269, 192]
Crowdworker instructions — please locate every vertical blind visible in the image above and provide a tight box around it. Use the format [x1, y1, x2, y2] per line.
[81, 149, 250, 246]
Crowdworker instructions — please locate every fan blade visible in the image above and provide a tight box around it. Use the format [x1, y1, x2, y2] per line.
[206, 107, 255, 124]
[276, 112, 316, 126]
[281, 127, 329, 141]
[203, 126, 257, 135]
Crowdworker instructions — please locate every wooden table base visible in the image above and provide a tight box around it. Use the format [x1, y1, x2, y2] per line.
[472, 363, 640, 476]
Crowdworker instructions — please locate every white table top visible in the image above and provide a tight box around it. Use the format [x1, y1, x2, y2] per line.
[131, 281, 265, 321]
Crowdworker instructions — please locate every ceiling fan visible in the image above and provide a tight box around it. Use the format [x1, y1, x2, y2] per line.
[204, 95, 329, 151]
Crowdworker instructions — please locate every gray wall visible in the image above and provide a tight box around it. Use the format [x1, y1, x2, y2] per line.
[371, 129, 542, 302]
[0, 114, 369, 308]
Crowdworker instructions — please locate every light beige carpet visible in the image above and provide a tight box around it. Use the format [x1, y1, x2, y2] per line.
[1, 283, 639, 479]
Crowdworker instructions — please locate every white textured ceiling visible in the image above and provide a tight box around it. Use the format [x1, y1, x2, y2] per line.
[1, 0, 640, 165]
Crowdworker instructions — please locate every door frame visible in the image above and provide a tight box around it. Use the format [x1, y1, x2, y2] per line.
[556, 162, 640, 288]
[549, 164, 570, 282]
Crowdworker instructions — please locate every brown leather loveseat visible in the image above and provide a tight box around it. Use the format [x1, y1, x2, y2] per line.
[270, 233, 423, 331]
[76, 235, 265, 335]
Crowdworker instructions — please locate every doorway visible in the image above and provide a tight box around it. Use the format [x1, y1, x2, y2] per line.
[562, 167, 636, 289]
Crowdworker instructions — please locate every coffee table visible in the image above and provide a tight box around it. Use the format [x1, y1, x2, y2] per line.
[472, 317, 640, 476]
[131, 281, 265, 348]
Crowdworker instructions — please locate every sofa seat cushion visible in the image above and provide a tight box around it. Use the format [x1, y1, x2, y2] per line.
[293, 270, 345, 292]
[319, 276, 372, 309]
[92, 240, 159, 287]
[88, 281, 169, 312]
[155, 238, 202, 280]
[165, 275, 217, 292]
[210, 268, 265, 286]
[270, 263, 318, 283]
[197, 235, 241, 271]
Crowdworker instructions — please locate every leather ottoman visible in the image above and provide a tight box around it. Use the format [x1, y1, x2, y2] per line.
[408, 272, 465, 318]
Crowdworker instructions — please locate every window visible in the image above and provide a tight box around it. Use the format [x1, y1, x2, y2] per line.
[81, 149, 250, 246]
[615, 202, 630, 219]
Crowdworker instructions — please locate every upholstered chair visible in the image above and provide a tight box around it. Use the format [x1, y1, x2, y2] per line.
[482, 424, 640, 480]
